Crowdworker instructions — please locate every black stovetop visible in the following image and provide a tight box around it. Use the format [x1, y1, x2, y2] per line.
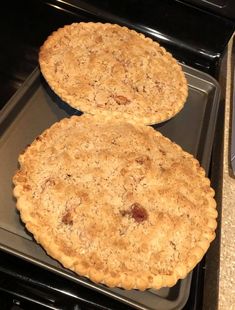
[0, 0, 233, 111]
[0, 1, 234, 309]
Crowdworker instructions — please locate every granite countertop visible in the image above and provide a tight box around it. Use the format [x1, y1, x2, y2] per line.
[218, 35, 235, 310]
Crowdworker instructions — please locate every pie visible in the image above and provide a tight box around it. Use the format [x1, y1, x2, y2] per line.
[13, 114, 217, 290]
[39, 22, 188, 125]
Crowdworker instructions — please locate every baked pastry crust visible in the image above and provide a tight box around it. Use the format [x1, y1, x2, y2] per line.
[13, 115, 217, 290]
[39, 22, 188, 125]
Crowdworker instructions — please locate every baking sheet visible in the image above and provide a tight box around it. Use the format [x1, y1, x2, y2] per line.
[0, 66, 220, 310]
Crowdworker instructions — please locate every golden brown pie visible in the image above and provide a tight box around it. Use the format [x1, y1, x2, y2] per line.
[39, 22, 188, 125]
[13, 114, 217, 290]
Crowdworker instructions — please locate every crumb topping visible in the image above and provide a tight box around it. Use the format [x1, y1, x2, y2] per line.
[39, 23, 188, 124]
[13, 115, 217, 289]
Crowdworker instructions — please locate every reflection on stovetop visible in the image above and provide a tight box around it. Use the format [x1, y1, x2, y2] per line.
[0, 0, 101, 110]
[0, 251, 129, 309]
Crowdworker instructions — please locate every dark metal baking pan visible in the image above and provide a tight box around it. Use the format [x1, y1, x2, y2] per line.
[0, 65, 220, 310]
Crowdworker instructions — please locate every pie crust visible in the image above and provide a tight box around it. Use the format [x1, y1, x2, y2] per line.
[39, 22, 188, 125]
[13, 114, 217, 290]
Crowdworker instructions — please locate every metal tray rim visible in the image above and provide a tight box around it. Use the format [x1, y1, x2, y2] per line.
[0, 65, 220, 310]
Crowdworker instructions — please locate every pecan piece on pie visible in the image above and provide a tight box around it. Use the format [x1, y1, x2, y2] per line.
[130, 203, 148, 223]
[62, 211, 73, 225]
[121, 203, 148, 223]
[113, 95, 130, 105]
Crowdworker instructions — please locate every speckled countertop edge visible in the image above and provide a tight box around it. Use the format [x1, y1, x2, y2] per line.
[218, 34, 235, 310]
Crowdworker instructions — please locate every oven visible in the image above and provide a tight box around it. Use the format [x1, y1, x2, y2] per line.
[0, 1, 234, 309]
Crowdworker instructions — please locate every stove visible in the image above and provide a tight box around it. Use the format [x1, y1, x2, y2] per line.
[0, 1, 234, 309]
